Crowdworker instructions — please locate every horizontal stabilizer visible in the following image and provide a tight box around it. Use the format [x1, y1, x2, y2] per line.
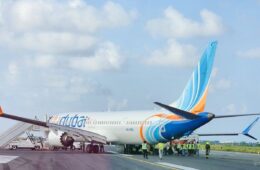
[198, 117, 259, 140]
[214, 113, 260, 118]
[198, 133, 238, 136]
[242, 117, 259, 140]
[154, 102, 200, 120]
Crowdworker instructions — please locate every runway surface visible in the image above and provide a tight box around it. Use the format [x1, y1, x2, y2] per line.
[0, 149, 259, 170]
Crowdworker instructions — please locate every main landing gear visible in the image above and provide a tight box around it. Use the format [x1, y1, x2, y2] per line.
[82, 142, 105, 153]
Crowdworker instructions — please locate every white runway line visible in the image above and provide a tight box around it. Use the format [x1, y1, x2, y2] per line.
[0, 155, 18, 164]
[106, 151, 133, 157]
[106, 151, 118, 154]
[119, 154, 133, 157]
[156, 162, 199, 170]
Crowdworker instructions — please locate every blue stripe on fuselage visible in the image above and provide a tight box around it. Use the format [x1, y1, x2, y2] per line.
[161, 112, 211, 140]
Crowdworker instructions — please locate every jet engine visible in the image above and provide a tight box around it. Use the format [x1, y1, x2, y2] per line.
[60, 132, 74, 147]
[48, 130, 74, 148]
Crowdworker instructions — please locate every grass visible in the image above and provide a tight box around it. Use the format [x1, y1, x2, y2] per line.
[201, 144, 260, 154]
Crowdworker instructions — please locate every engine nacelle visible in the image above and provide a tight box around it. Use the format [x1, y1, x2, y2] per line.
[60, 132, 74, 147]
[48, 130, 74, 147]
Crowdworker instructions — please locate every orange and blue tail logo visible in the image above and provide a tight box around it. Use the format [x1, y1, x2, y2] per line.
[171, 41, 217, 113]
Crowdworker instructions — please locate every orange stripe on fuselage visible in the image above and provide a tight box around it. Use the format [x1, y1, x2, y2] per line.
[139, 113, 182, 142]
[0, 106, 3, 115]
[190, 87, 208, 114]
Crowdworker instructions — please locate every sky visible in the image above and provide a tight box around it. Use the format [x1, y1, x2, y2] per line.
[0, 0, 260, 142]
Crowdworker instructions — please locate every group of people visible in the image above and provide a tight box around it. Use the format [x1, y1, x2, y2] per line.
[141, 140, 211, 160]
[141, 141, 165, 160]
[173, 141, 200, 156]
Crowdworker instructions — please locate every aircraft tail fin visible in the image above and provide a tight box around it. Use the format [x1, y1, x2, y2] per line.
[171, 41, 218, 114]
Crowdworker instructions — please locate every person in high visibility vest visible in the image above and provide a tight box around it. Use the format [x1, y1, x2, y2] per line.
[187, 142, 192, 156]
[177, 143, 182, 156]
[196, 141, 200, 156]
[183, 143, 188, 156]
[205, 142, 210, 159]
[191, 142, 195, 155]
[157, 143, 165, 160]
[142, 141, 148, 159]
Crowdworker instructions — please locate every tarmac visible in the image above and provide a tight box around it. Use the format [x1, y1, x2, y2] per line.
[0, 149, 260, 170]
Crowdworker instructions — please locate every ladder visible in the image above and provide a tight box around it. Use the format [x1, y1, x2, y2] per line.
[0, 122, 33, 148]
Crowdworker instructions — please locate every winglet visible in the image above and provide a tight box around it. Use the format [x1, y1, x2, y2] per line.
[242, 117, 259, 140]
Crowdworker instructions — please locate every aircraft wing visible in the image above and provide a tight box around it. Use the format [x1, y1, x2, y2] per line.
[197, 117, 259, 140]
[0, 109, 107, 144]
[47, 122, 107, 144]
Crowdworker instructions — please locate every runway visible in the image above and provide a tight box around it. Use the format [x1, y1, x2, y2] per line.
[0, 149, 259, 170]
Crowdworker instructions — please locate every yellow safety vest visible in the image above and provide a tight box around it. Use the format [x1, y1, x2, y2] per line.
[188, 144, 192, 149]
[177, 144, 181, 149]
[158, 143, 164, 150]
[142, 143, 147, 150]
[183, 144, 187, 149]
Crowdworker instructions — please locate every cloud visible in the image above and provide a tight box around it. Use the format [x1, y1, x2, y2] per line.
[209, 76, 232, 93]
[0, 0, 136, 71]
[2, 32, 98, 54]
[145, 7, 225, 68]
[26, 55, 57, 68]
[237, 47, 260, 59]
[107, 98, 128, 111]
[69, 42, 123, 71]
[146, 7, 225, 38]
[6, 62, 19, 86]
[211, 67, 219, 78]
[215, 79, 231, 90]
[208, 68, 232, 93]
[1, 0, 136, 33]
[222, 104, 247, 115]
[145, 39, 198, 67]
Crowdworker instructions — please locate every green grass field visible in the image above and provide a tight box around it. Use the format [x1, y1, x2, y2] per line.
[201, 144, 260, 154]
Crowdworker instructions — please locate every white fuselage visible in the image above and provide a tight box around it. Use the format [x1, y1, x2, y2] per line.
[48, 110, 171, 144]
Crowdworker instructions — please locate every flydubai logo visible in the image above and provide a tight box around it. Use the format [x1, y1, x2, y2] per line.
[58, 114, 89, 128]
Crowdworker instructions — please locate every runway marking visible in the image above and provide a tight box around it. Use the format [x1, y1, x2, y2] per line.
[0, 155, 18, 164]
[120, 154, 133, 157]
[106, 151, 118, 154]
[117, 154, 176, 170]
[156, 162, 199, 170]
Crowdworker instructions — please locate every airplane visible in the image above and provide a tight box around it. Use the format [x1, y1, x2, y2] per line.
[1, 41, 260, 153]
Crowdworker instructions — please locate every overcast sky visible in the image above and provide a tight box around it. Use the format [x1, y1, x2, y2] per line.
[0, 0, 260, 142]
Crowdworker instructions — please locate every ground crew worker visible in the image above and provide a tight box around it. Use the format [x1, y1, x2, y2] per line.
[205, 142, 210, 159]
[177, 143, 181, 156]
[191, 142, 195, 155]
[187, 142, 192, 156]
[196, 141, 200, 156]
[158, 142, 165, 160]
[142, 141, 148, 159]
[183, 142, 187, 156]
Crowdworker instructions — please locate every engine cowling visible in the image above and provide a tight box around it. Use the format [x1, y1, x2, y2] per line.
[48, 130, 74, 148]
[60, 132, 74, 147]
